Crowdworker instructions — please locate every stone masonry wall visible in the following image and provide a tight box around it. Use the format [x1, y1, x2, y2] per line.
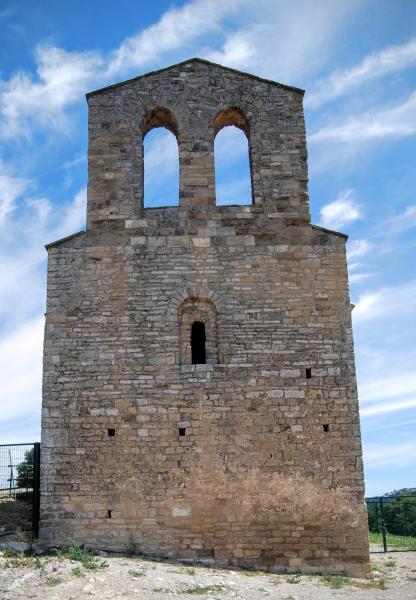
[40, 59, 370, 577]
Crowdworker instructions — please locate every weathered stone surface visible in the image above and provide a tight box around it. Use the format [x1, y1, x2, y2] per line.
[40, 58, 369, 577]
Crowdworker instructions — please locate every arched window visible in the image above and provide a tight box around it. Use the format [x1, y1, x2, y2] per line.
[142, 107, 179, 208]
[179, 298, 218, 366]
[213, 107, 253, 206]
[191, 321, 206, 364]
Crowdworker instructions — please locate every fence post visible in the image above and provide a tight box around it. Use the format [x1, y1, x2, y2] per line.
[379, 497, 387, 553]
[403, 500, 408, 537]
[32, 443, 41, 539]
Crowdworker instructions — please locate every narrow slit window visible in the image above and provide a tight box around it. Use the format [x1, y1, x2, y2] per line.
[179, 427, 186, 437]
[306, 368, 312, 379]
[191, 321, 206, 364]
[107, 510, 112, 518]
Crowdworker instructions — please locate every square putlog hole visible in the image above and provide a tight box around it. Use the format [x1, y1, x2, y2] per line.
[323, 424, 330, 432]
[179, 427, 186, 437]
[108, 428, 116, 437]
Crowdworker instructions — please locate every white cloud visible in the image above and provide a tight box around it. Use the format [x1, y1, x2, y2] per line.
[0, 317, 43, 428]
[347, 238, 373, 260]
[1, 0, 238, 138]
[0, 184, 86, 443]
[205, 28, 255, 68]
[383, 205, 416, 234]
[353, 279, 416, 322]
[0, 44, 103, 137]
[360, 373, 416, 405]
[356, 329, 416, 426]
[347, 240, 374, 285]
[0, 0, 237, 137]
[361, 398, 416, 417]
[0, 0, 237, 138]
[319, 189, 362, 230]
[0, 161, 29, 223]
[349, 272, 373, 284]
[106, 0, 241, 77]
[368, 418, 416, 432]
[107, 0, 359, 83]
[364, 441, 416, 468]
[47, 186, 86, 244]
[353, 291, 380, 320]
[0, 0, 364, 139]
[0, 186, 86, 329]
[307, 37, 416, 108]
[310, 91, 416, 144]
[204, 0, 361, 83]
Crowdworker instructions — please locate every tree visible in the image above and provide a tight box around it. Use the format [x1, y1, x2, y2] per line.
[16, 448, 34, 489]
[367, 490, 416, 537]
[383, 492, 416, 537]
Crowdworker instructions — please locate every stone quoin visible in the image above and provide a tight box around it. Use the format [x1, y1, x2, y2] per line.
[40, 58, 370, 577]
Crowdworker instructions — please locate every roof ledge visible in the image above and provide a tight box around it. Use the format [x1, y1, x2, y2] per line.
[86, 57, 305, 99]
[45, 230, 86, 250]
[311, 224, 348, 240]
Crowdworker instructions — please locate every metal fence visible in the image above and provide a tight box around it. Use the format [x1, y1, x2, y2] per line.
[0, 443, 40, 538]
[366, 492, 416, 552]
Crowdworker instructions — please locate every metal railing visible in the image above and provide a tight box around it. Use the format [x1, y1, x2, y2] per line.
[366, 492, 416, 552]
[0, 443, 40, 537]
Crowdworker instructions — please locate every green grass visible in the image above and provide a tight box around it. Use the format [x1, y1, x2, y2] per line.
[286, 574, 301, 584]
[350, 578, 387, 591]
[71, 566, 84, 577]
[124, 534, 138, 556]
[241, 568, 264, 577]
[46, 575, 62, 587]
[128, 569, 145, 577]
[180, 584, 227, 594]
[384, 559, 396, 568]
[4, 553, 40, 569]
[66, 541, 108, 571]
[369, 531, 416, 550]
[320, 573, 388, 591]
[320, 575, 348, 589]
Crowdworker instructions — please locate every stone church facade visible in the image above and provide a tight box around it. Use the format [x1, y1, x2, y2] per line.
[40, 59, 370, 576]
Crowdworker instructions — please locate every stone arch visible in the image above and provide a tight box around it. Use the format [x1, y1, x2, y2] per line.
[212, 106, 253, 205]
[212, 106, 250, 137]
[142, 106, 178, 137]
[178, 297, 219, 366]
[168, 287, 221, 319]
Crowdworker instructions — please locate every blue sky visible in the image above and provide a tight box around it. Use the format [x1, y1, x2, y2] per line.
[0, 0, 415, 497]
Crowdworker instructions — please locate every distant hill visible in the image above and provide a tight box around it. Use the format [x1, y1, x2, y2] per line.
[383, 488, 416, 497]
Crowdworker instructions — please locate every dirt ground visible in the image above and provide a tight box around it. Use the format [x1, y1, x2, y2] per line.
[0, 548, 415, 599]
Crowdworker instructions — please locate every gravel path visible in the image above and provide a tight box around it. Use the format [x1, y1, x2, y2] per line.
[1, 549, 415, 599]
